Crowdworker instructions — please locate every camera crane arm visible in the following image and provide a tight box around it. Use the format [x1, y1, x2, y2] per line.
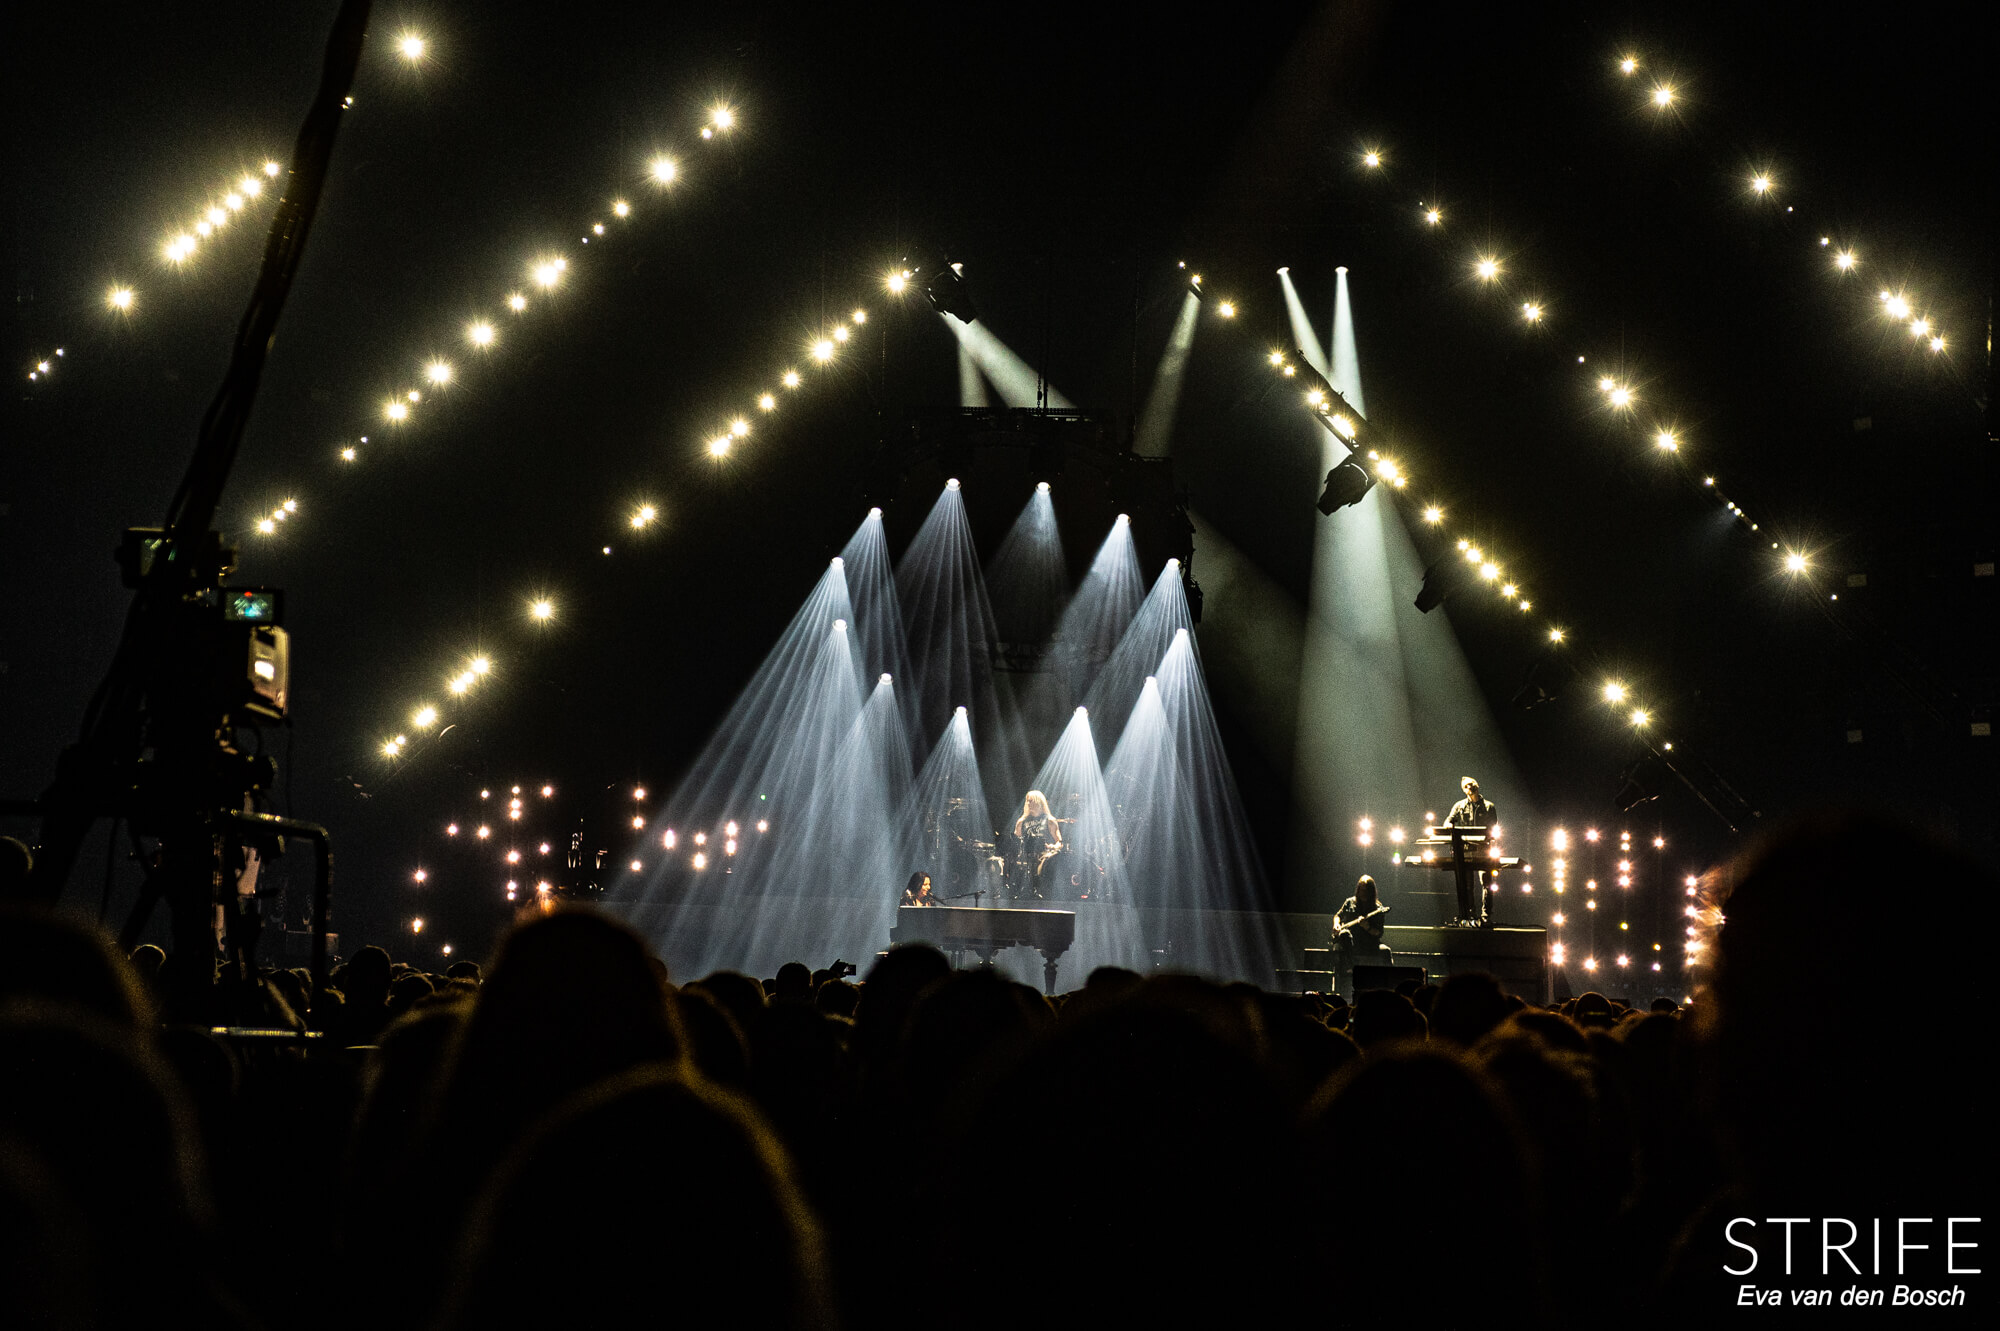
[27, 2, 374, 999]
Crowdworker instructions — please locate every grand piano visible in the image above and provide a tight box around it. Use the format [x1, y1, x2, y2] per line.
[889, 905, 1076, 994]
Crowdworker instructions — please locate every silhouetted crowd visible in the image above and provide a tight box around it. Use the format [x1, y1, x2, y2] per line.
[1, 811, 1989, 1328]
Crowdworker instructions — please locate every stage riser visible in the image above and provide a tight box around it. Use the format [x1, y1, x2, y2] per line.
[609, 898, 1335, 987]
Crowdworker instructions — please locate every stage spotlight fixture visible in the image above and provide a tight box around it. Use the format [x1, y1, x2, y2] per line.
[1619, 55, 1639, 74]
[1834, 250, 1857, 271]
[1424, 206, 1442, 225]
[1415, 556, 1472, 612]
[1929, 335, 1946, 352]
[1883, 294, 1911, 319]
[1602, 681, 1628, 704]
[1362, 150, 1382, 167]
[1037, 481, 1050, 493]
[946, 478, 961, 491]
[1783, 550, 1808, 573]
[1289, 356, 1367, 440]
[1475, 256, 1501, 281]
[650, 156, 678, 184]
[1217, 301, 1236, 318]
[397, 32, 426, 61]
[1317, 458, 1375, 515]
[1423, 505, 1444, 523]
[781, 370, 802, 388]
[1654, 430, 1678, 451]
[529, 598, 555, 622]
[1750, 173, 1773, 195]
[758, 393, 777, 411]
[920, 260, 979, 323]
[1651, 84, 1676, 108]
[708, 437, 731, 457]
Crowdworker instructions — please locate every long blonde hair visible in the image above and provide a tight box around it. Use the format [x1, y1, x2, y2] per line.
[1018, 790, 1050, 825]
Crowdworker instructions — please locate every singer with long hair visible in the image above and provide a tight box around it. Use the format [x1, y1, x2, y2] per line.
[1011, 790, 1063, 897]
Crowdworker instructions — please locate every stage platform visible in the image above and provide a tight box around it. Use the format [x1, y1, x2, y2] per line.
[1277, 927, 1549, 1002]
[1380, 925, 1550, 1003]
[604, 892, 1554, 998]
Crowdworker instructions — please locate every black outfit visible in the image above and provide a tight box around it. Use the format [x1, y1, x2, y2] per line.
[1445, 794, 1498, 924]
[1332, 896, 1390, 956]
[1446, 794, 1496, 832]
[1332, 895, 1390, 999]
[1014, 814, 1057, 897]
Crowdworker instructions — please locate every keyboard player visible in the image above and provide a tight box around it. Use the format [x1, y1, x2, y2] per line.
[1445, 777, 1498, 924]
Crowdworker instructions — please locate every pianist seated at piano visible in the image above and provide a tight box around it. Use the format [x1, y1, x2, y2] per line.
[901, 871, 939, 907]
[1331, 875, 1391, 966]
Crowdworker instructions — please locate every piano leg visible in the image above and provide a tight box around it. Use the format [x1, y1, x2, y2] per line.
[1039, 949, 1059, 997]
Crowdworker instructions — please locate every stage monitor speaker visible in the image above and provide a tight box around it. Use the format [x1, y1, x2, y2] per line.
[1354, 963, 1427, 993]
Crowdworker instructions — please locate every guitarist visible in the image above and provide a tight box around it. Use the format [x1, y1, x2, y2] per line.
[1332, 875, 1391, 994]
